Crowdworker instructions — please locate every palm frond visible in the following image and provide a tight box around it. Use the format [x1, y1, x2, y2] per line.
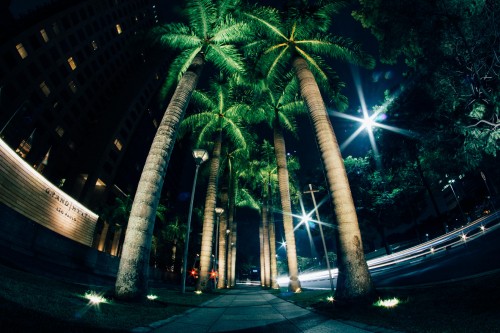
[191, 89, 218, 111]
[211, 20, 252, 44]
[236, 188, 260, 211]
[222, 117, 247, 150]
[277, 111, 298, 135]
[178, 112, 214, 139]
[186, 0, 216, 38]
[244, 8, 287, 40]
[154, 24, 201, 50]
[205, 44, 246, 75]
[297, 34, 375, 69]
[160, 47, 203, 100]
[196, 118, 220, 146]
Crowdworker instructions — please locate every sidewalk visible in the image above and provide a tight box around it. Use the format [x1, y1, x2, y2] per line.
[131, 285, 403, 333]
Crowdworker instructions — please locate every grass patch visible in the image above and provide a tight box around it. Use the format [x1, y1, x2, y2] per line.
[277, 272, 500, 333]
[0, 264, 219, 332]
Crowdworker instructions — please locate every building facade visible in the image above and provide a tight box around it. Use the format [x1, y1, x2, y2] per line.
[0, 0, 168, 255]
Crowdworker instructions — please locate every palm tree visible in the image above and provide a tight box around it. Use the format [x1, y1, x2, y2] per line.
[114, 0, 249, 300]
[180, 78, 249, 292]
[245, 1, 377, 300]
[243, 74, 305, 291]
[161, 217, 187, 272]
[219, 145, 252, 287]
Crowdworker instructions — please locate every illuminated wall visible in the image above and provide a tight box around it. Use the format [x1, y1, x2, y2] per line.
[0, 139, 98, 246]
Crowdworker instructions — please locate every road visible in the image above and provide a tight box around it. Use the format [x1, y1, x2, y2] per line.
[278, 212, 500, 290]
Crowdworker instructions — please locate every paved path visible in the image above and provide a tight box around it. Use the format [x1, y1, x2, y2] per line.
[132, 285, 403, 333]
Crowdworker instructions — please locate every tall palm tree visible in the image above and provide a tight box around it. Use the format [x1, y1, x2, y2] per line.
[244, 74, 305, 291]
[220, 145, 253, 287]
[114, 0, 249, 300]
[180, 78, 249, 292]
[245, 1, 377, 300]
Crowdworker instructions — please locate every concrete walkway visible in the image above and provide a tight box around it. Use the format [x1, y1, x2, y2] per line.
[132, 285, 403, 333]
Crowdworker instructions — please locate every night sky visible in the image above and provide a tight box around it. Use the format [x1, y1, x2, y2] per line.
[8, 0, 406, 269]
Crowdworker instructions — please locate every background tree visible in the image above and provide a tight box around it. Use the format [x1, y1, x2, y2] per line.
[354, 0, 500, 165]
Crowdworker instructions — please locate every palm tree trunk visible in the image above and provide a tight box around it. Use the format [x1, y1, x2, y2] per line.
[269, 202, 279, 289]
[292, 56, 374, 300]
[217, 186, 229, 288]
[259, 214, 265, 285]
[217, 209, 228, 288]
[115, 54, 205, 301]
[196, 131, 222, 292]
[273, 113, 301, 292]
[228, 173, 237, 287]
[262, 201, 271, 287]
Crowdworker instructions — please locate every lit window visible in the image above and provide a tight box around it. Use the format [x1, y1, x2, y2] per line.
[16, 43, 28, 59]
[67, 57, 77, 70]
[68, 81, 77, 93]
[40, 29, 49, 42]
[91, 40, 98, 50]
[114, 139, 122, 151]
[55, 126, 64, 137]
[40, 81, 50, 96]
[116, 24, 122, 34]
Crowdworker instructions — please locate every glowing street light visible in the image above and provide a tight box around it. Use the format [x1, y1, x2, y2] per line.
[181, 149, 209, 293]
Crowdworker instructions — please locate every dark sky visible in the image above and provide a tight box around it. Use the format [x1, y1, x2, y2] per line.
[9, 0, 405, 265]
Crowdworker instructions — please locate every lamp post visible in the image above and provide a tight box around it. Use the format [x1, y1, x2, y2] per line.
[181, 149, 209, 293]
[214, 207, 224, 288]
[304, 184, 335, 292]
[481, 171, 497, 212]
[448, 179, 467, 224]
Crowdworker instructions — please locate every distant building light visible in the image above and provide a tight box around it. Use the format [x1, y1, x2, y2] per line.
[55, 126, 64, 137]
[91, 40, 98, 50]
[116, 24, 122, 34]
[67, 57, 77, 70]
[40, 81, 51, 96]
[68, 80, 77, 93]
[114, 138, 123, 151]
[16, 43, 28, 59]
[40, 29, 49, 42]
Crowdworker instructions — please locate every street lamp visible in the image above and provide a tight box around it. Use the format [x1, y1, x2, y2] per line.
[480, 171, 497, 212]
[447, 179, 467, 224]
[214, 207, 224, 288]
[181, 148, 209, 293]
[304, 184, 335, 293]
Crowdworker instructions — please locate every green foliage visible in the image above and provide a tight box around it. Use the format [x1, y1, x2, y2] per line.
[354, 0, 500, 164]
[243, 0, 373, 110]
[179, 77, 249, 152]
[149, 0, 251, 100]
